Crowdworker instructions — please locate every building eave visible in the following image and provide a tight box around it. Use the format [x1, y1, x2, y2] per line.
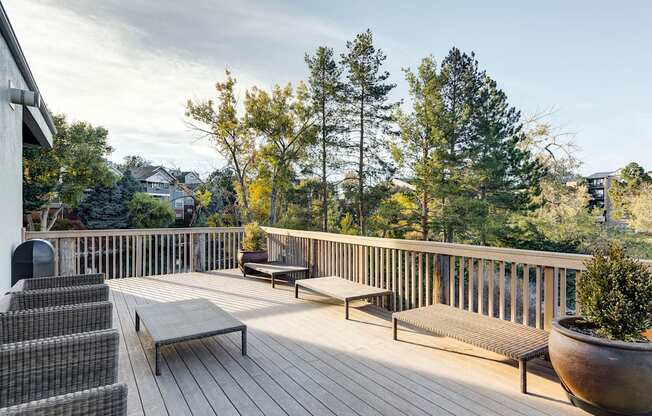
[0, 3, 56, 139]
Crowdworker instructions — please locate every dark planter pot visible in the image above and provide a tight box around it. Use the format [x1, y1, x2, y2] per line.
[237, 250, 268, 273]
[549, 317, 652, 416]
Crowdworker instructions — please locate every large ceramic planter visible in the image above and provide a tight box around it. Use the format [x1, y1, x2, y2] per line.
[237, 250, 268, 274]
[549, 317, 652, 416]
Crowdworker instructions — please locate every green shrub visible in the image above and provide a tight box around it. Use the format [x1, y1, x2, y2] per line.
[241, 222, 266, 251]
[127, 193, 175, 229]
[579, 243, 652, 342]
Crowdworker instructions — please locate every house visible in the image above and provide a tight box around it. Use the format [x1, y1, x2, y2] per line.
[130, 165, 197, 224]
[586, 170, 619, 223]
[1, 3, 56, 291]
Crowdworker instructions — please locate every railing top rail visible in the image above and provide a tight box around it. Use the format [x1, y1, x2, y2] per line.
[25, 226, 244, 239]
[262, 226, 652, 270]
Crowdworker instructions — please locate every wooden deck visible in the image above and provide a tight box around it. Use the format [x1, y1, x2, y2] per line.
[108, 270, 586, 416]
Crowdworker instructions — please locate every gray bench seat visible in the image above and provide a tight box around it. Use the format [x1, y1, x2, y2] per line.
[295, 276, 393, 319]
[392, 304, 548, 393]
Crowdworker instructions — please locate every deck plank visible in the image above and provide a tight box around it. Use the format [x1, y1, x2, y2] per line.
[108, 271, 585, 416]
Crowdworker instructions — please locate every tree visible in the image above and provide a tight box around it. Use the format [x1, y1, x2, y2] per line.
[119, 155, 151, 172]
[186, 70, 256, 223]
[627, 184, 652, 234]
[245, 82, 316, 225]
[78, 171, 140, 229]
[341, 29, 398, 235]
[128, 193, 175, 228]
[204, 168, 239, 226]
[305, 46, 345, 231]
[609, 162, 651, 222]
[23, 114, 115, 230]
[394, 56, 442, 240]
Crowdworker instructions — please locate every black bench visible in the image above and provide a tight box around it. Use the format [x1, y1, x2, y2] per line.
[392, 304, 548, 393]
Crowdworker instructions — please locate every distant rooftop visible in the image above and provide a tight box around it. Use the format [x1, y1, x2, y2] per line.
[586, 171, 618, 179]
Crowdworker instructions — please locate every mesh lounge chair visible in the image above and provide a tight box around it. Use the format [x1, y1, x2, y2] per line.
[4, 284, 109, 310]
[0, 329, 119, 408]
[9, 273, 105, 292]
[0, 383, 127, 416]
[0, 301, 113, 344]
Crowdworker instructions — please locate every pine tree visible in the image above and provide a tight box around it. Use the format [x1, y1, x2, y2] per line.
[305, 46, 345, 231]
[78, 171, 140, 229]
[341, 29, 398, 235]
[394, 56, 443, 240]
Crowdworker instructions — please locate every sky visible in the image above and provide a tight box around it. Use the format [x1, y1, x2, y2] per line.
[4, 0, 651, 177]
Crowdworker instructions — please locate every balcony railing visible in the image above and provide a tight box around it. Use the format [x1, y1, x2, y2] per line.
[25, 226, 652, 332]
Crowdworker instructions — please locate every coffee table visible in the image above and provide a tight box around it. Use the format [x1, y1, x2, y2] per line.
[135, 299, 246, 375]
[243, 262, 310, 288]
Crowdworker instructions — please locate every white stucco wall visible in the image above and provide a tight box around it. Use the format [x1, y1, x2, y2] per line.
[0, 34, 27, 292]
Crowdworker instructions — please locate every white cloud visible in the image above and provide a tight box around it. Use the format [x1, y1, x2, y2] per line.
[3, 0, 281, 175]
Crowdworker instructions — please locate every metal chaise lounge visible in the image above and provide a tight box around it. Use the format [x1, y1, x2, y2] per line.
[392, 304, 549, 393]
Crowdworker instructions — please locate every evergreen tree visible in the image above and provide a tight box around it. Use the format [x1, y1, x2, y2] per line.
[341, 29, 398, 235]
[305, 46, 345, 231]
[394, 56, 443, 240]
[78, 171, 140, 229]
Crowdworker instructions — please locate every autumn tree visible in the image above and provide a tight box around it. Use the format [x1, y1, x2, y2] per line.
[23, 114, 115, 230]
[245, 82, 316, 225]
[186, 71, 256, 223]
[341, 29, 398, 235]
[305, 46, 345, 231]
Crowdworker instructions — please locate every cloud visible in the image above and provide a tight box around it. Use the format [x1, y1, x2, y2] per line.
[4, 0, 347, 176]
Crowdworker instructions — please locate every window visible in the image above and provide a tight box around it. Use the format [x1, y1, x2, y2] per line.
[175, 199, 183, 208]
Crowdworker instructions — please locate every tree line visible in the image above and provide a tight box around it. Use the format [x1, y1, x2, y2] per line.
[22, 29, 652, 258]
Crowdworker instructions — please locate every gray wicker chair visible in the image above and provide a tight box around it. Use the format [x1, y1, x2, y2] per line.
[4, 284, 109, 310]
[10, 273, 105, 292]
[0, 301, 113, 344]
[0, 383, 127, 416]
[0, 329, 119, 408]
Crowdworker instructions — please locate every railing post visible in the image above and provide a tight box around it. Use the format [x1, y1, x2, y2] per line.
[193, 233, 206, 272]
[59, 238, 76, 276]
[544, 266, 555, 330]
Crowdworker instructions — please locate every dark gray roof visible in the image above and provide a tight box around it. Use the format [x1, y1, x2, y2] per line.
[586, 171, 617, 179]
[130, 166, 176, 182]
[0, 3, 55, 135]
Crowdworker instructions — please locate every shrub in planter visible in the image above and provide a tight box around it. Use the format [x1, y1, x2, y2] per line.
[237, 222, 268, 271]
[549, 243, 652, 416]
[578, 243, 652, 342]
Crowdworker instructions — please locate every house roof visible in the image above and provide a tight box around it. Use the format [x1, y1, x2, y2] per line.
[130, 166, 176, 182]
[0, 3, 56, 138]
[586, 171, 618, 179]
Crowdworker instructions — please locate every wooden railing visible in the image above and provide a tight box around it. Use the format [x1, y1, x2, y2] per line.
[264, 227, 652, 331]
[26, 226, 652, 331]
[25, 227, 243, 279]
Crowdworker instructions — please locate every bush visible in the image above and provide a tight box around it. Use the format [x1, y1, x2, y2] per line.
[127, 193, 175, 229]
[579, 243, 652, 341]
[241, 222, 266, 251]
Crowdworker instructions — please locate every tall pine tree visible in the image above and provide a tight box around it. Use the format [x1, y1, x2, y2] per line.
[341, 29, 397, 235]
[305, 46, 345, 231]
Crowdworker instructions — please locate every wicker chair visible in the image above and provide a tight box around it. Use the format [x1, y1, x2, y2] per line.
[0, 329, 119, 408]
[0, 383, 127, 416]
[0, 301, 113, 344]
[4, 285, 109, 310]
[10, 273, 105, 292]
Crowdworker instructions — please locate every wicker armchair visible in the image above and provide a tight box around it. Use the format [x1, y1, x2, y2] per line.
[10, 273, 105, 292]
[0, 383, 127, 416]
[0, 301, 113, 344]
[0, 329, 119, 408]
[5, 284, 109, 310]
